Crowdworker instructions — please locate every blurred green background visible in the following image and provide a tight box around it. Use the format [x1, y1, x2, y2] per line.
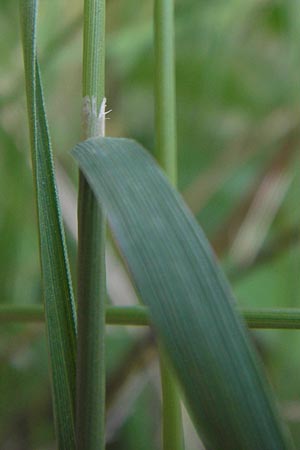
[1, 0, 300, 448]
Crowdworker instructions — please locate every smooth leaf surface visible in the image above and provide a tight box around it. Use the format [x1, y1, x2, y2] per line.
[73, 137, 294, 450]
[20, 1, 77, 448]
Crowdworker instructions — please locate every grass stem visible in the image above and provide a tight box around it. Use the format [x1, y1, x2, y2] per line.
[3, 305, 300, 329]
[154, 0, 177, 186]
[76, 1, 106, 449]
[154, 1, 184, 448]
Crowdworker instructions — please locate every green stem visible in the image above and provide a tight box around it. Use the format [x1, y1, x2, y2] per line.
[154, 1, 183, 448]
[160, 356, 185, 450]
[3, 304, 300, 329]
[76, 1, 106, 449]
[154, 0, 177, 186]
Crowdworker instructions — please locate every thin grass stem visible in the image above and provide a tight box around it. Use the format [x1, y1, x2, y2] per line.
[160, 357, 185, 450]
[3, 305, 300, 329]
[154, 0, 184, 448]
[154, 0, 177, 186]
[76, 1, 106, 449]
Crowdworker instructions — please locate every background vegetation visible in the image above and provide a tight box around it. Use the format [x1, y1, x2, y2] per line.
[1, 0, 300, 448]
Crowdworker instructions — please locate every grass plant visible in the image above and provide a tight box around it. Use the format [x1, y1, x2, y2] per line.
[1, 0, 300, 448]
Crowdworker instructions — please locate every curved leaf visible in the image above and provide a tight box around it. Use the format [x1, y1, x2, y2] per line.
[73, 137, 293, 450]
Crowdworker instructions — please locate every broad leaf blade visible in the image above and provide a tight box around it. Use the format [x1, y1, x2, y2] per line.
[20, 1, 77, 448]
[73, 137, 293, 450]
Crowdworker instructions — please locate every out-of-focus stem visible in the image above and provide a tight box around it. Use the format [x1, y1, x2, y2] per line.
[154, 0, 184, 449]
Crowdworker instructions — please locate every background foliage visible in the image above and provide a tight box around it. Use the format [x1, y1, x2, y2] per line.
[1, 0, 300, 448]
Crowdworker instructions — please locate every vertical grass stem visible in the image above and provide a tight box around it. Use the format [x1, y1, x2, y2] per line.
[154, 1, 184, 449]
[154, 0, 177, 186]
[76, 1, 106, 449]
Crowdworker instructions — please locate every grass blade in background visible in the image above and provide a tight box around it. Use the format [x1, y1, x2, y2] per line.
[20, 1, 77, 448]
[73, 136, 294, 450]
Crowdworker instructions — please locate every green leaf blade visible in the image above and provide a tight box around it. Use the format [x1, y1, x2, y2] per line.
[73, 136, 293, 450]
[20, 1, 77, 448]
